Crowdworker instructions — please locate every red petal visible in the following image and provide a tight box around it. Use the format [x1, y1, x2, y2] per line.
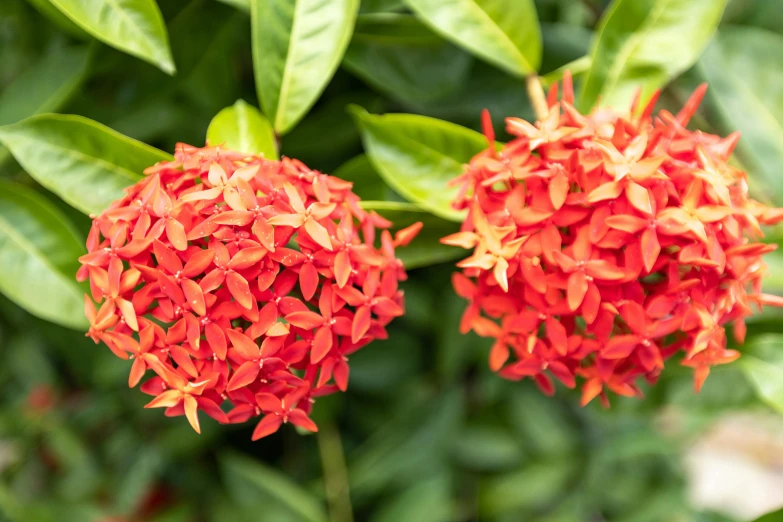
[286, 311, 326, 330]
[567, 270, 588, 311]
[206, 323, 227, 360]
[312, 326, 333, 363]
[288, 409, 318, 432]
[602, 335, 639, 359]
[299, 262, 319, 301]
[334, 250, 351, 288]
[226, 271, 253, 310]
[351, 305, 372, 343]
[227, 361, 261, 391]
[252, 414, 283, 440]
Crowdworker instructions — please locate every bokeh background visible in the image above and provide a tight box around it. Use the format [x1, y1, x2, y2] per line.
[2, 0, 783, 521]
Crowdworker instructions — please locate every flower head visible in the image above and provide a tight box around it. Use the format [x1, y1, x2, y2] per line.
[445, 73, 783, 406]
[78, 144, 419, 439]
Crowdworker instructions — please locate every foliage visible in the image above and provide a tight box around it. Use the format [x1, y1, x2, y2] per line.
[1, 0, 783, 520]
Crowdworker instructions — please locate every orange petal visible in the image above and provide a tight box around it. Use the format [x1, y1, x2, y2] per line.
[351, 305, 372, 344]
[226, 271, 253, 310]
[312, 326, 333, 363]
[288, 409, 318, 432]
[299, 261, 319, 301]
[640, 228, 660, 273]
[182, 279, 206, 316]
[625, 182, 652, 215]
[227, 361, 261, 391]
[567, 270, 588, 311]
[252, 414, 283, 440]
[304, 218, 333, 250]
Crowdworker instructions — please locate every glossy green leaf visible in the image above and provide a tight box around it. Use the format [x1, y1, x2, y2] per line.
[252, 0, 360, 134]
[0, 180, 86, 329]
[220, 453, 328, 522]
[46, 0, 175, 74]
[361, 201, 462, 269]
[215, 0, 250, 11]
[360, 0, 404, 13]
[333, 154, 398, 201]
[579, 0, 728, 111]
[741, 335, 783, 414]
[343, 14, 472, 104]
[351, 106, 488, 221]
[206, 100, 278, 159]
[0, 114, 172, 215]
[23, 0, 88, 38]
[404, 0, 541, 77]
[696, 27, 783, 195]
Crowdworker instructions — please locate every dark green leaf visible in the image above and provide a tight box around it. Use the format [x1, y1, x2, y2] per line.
[351, 106, 488, 221]
[206, 99, 278, 159]
[480, 459, 576, 516]
[451, 425, 523, 471]
[0, 46, 89, 127]
[252, 0, 360, 134]
[579, 0, 728, 111]
[404, 0, 541, 76]
[0, 46, 89, 165]
[0, 180, 86, 330]
[371, 473, 453, 522]
[0, 114, 171, 215]
[47, 0, 175, 74]
[361, 201, 462, 269]
[343, 14, 472, 104]
[220, 453, 328, 522]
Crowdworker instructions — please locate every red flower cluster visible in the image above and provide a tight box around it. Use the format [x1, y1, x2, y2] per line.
[77, 144, 419, 439]
[444, 74, 783, 406]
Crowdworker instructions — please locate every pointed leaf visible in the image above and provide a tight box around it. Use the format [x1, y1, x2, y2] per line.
[351, 107, 488, 221]
[252, 0, 360, 134]
[579, 0, 727, 111]
[0, 114, 171, 215]
[0, 180, 86, 329]
[404, 0, 541, 76]
[47, 0, 175, 74]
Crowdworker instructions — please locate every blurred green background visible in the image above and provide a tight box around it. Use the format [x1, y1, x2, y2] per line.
[3, 0, 783, 521]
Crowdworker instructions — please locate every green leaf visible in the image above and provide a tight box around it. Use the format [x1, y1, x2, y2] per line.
[360, 0, 404, 13]
[206, 100, 278, 159]
[215, 0, 250, 11]
[0, 47, 90, 127]
[343, 14, 472, 104]
[372, 473, 453, 522]
[0, 114, 172, 215]
[220, 453, 328, 522]
[350, 106, 488, 221]
[579, 0, 728, 111]
[23, 0, 89, 39]
[252, 0, 360, 134]
[451, 425, 523, 471]
[0, 180, 86, 330]
[479, 459, 576, 516]
[361, 201, 462, 269]
[696, 26, 783, 196]
[0, 46, 90, 165]
[741, 335, 783, 414]
[403, 0, 541, 77]
[333, 154, 398, 201]
[47, 0, 175, 74]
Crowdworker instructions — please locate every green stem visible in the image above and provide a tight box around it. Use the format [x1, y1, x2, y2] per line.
[318, 423, 354, 522]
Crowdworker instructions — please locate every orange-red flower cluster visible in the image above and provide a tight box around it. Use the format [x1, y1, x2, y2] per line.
[77, 144, 419, 439]
[444, 74, 783, 406]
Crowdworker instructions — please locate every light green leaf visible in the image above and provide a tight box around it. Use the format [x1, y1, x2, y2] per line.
[206, 100, 278, 159]
[220, 453, 328, 522]
[579, 0, 728, 111]
[360, 0, 404, 13]
[0, 114, 172, 215]
[696, 26, 783, 195]
[403, 0, 541, 77]
[742, 335, 783, 414]
[0, 46, 90, 165]
[541, 55, 591, 87]
[361, 201, 462, 269]
[350, 106, 488, 221]
[0, 180, 86, 329]
[46, 0, 175, 74]
[343, 14, 472, 104]
[252, 0, 360, 134]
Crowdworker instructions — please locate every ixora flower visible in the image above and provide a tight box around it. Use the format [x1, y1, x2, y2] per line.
[444, 73, 783, 406]
[77, 144, 420, 439]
